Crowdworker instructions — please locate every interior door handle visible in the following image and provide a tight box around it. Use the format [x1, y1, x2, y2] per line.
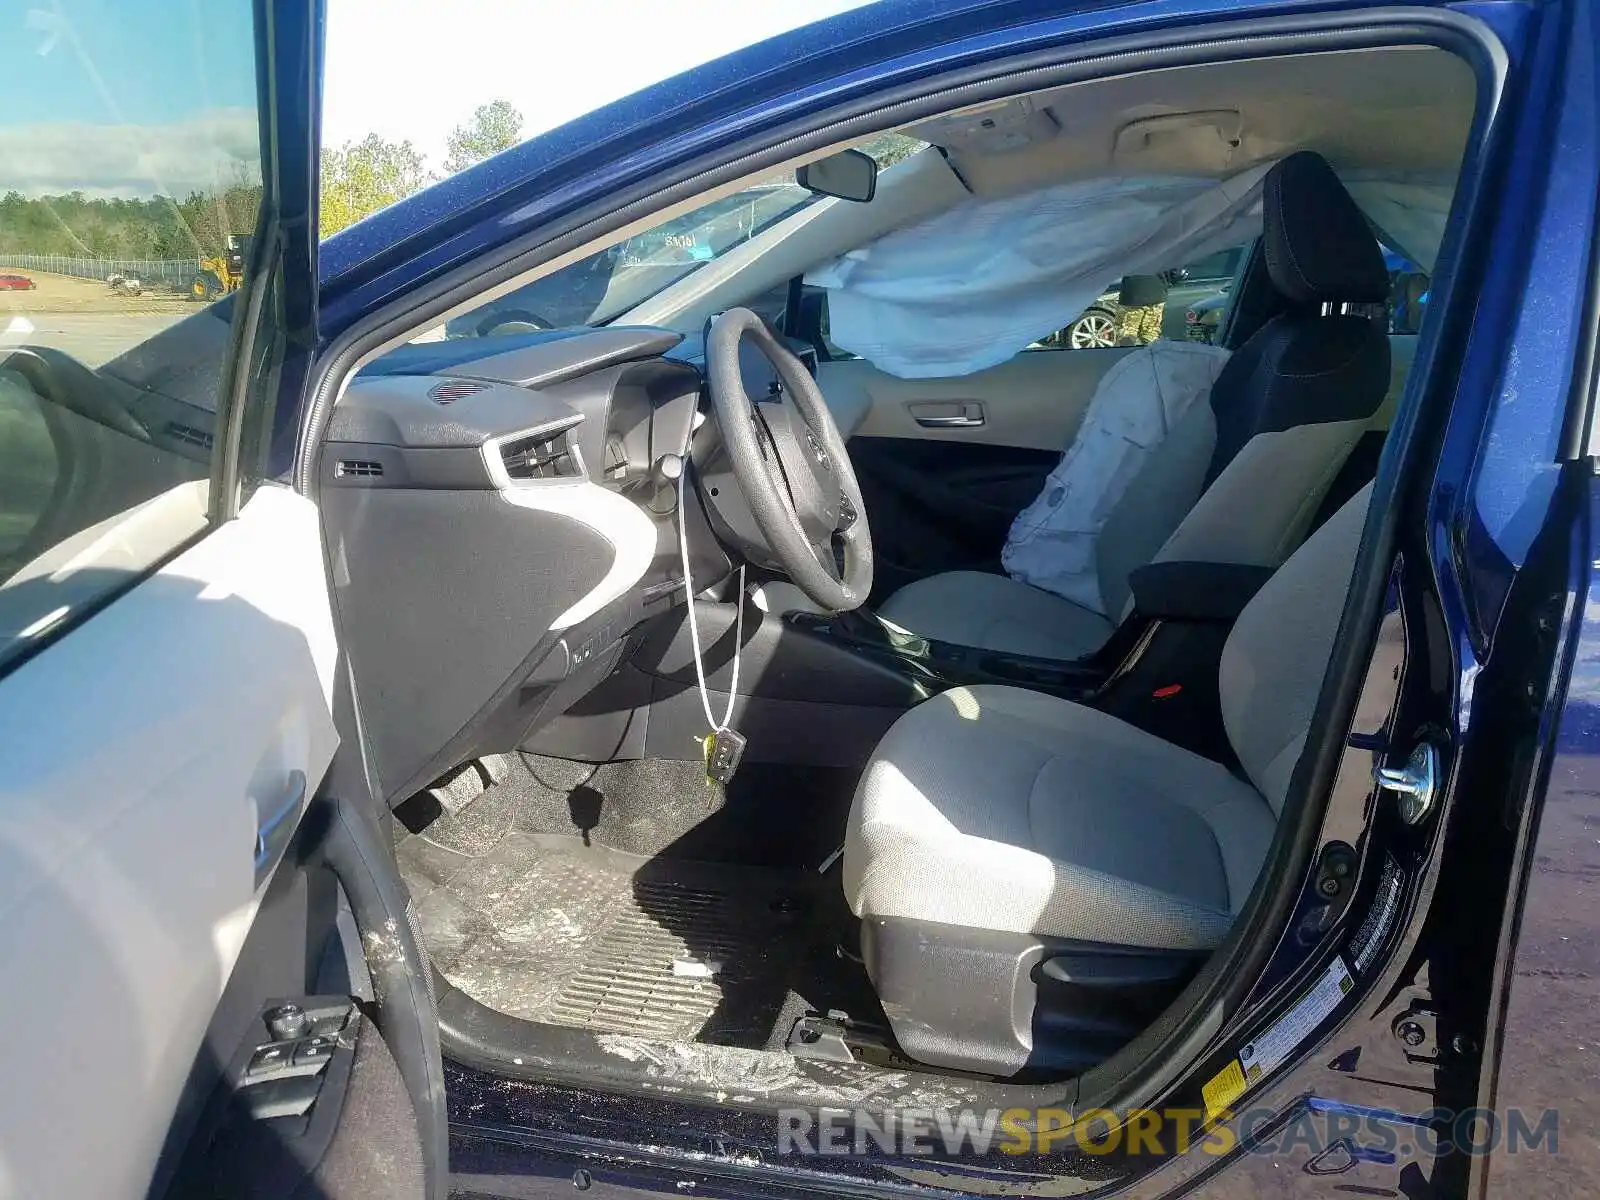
[909, 400, 985, 428]
[255, 769, 308, 887]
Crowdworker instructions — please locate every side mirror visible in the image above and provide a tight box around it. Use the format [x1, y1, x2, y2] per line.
[796, 149, 877, 203]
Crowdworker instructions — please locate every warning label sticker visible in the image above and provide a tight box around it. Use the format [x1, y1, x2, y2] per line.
[1202, 1060, 1247, 1120]
[1238, 957, 1355, 1084]
[1350, 857, 1403, 975]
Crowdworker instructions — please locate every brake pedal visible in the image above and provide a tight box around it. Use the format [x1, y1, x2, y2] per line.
[425, 755, 513, 817]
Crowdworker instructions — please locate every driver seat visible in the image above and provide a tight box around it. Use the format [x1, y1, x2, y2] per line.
[842, 482, 1372, 1075]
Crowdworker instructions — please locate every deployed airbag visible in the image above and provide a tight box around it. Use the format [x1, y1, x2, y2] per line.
[1002, 341, 1231, 614]
[1341, 173, 1455, 271]
[806, 165, 1269, 378]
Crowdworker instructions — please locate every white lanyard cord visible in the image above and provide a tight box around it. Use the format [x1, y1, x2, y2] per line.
[676, 450, 744, 734]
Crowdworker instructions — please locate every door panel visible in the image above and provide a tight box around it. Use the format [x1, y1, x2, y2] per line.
[820, 350, 1128, 595]
[0, 3, 434, 1193]
[0, 485, 338, 1198]
[847, 437, 1058, 598]
[817, 347, 1133, 450]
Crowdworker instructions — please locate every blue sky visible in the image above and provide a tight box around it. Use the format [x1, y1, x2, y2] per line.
[1, 0, 256, 125]
[0, 0, 872, 198]
[0, 0, 258, 196]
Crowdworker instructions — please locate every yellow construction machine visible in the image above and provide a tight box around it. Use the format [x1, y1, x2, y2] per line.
[190, 233, 252, 301]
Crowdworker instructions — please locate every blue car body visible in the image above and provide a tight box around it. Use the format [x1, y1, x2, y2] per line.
[247, 0, 1600, 1194]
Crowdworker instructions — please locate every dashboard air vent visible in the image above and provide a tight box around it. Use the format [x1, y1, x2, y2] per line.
[429, 378, 488, 404]
[166, 421, 215, 451]
[498, 427, 581, 482]
[336, 459, 385, 479]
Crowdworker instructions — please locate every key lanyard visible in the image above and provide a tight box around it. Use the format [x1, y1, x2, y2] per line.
[675, 431, 744, 736]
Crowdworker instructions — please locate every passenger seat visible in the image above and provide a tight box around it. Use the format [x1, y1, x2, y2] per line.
[873, 151, 1392, 661]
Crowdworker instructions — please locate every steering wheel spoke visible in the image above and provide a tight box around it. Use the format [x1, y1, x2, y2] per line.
[703, 308, 872, 611]
[810, 537, 843, 583]
[836, 492, 859, 533]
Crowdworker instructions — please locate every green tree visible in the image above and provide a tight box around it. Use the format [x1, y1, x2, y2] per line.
[443, 100, 524, 174]
[859, 133, 924, 169]
[0, 186, 258, 262]
[320, 134, 432, 238]
[176, 173, 264, 259]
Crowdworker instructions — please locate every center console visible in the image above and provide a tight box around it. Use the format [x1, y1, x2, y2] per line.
[786, 558, 1278, 766]
[783, 607, 1140, 700]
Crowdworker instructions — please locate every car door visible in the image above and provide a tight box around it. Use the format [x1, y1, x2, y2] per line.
[0, 3, 444, 1198]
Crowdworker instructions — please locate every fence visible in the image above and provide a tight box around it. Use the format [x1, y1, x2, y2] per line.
[0, 254, 196, 293]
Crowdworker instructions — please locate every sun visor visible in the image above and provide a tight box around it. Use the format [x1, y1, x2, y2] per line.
[806, 164, 1272, 378]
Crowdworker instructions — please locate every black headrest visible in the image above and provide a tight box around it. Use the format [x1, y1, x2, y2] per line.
[1263, 151, 1388, 306]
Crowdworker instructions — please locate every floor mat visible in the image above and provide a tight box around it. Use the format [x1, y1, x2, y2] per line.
[407, 830, 878, 1047]
[548, 874, 795, 1041]
[398, 754, 857, 869]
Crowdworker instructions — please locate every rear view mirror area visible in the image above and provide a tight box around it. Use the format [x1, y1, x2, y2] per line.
[797, 149, 878, 203]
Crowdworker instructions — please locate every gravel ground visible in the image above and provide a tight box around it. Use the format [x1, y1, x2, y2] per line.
[0, 269, 194, 315]
[1, 271, 193, 366]
[1, 310, 188, 368]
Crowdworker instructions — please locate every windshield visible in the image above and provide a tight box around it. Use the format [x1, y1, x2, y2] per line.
[439, 177, 818, 340]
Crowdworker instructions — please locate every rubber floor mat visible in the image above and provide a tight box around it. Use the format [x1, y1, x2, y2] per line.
[549, 877, 791, 1040]
[411, 832, 842, 1046]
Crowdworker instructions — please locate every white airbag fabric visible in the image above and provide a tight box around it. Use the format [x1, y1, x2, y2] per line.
[1341, 173, 1455, 272]
[806, 164, 1269, 378]
[1002, 341, 1232, 613]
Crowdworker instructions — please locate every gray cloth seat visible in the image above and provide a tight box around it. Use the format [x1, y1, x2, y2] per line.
[868, 569, 1115, 660]
[871, 151, 1391, 661]
[844, 685, 1274, 949]
[843, 482, 1373, 1071]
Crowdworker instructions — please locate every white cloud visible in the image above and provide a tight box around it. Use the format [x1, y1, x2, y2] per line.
[0, 109, 259, 199]
[0, 2, 870, 199]
[322, 0, 871, 166]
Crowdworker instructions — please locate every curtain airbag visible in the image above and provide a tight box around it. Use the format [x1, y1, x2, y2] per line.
[807, 165, 1269, 378]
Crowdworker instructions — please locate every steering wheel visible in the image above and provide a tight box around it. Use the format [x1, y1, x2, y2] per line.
[704, 308, 872, 611]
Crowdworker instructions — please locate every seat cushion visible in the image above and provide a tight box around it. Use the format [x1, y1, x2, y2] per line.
[843, 685, 1276, 950]
[876, 571, 1114, 660]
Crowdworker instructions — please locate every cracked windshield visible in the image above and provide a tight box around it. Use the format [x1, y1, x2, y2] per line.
[427, 132, 924, 341]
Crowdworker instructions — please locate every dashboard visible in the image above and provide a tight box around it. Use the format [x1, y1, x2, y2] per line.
[319, 324, 804, 805]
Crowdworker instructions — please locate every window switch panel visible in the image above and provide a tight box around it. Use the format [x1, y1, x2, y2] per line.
[245, 1041, 298, 1079]
[292, 1036, 336, 1067]
[240, 1074, 321, 1121]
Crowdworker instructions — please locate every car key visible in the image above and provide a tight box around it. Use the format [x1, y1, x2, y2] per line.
[704, 727, 748, 786]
